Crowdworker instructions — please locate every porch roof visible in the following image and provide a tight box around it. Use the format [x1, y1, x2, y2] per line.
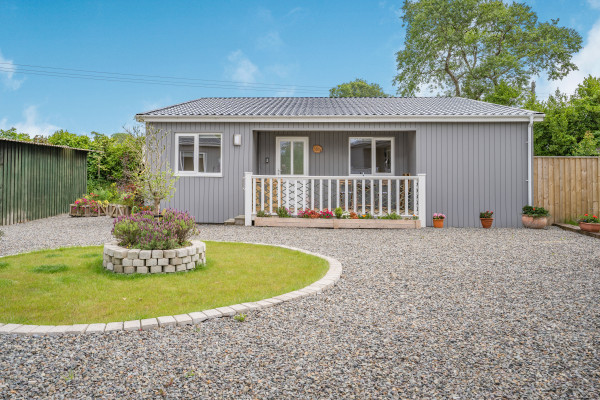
[137, 97, 544, 121]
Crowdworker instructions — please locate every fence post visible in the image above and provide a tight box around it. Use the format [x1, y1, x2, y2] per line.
[244, 172, 253, 226]
[418, 173, 426, 228]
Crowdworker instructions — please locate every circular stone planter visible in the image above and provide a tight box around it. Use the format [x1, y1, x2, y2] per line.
[103, 240, 206, 274]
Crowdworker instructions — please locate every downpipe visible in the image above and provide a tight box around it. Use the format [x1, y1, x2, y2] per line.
[527, 114, 534, 205]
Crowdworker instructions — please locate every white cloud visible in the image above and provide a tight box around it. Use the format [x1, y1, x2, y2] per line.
[536, 17, 600, 97]
[0, 50, 24, 90]
[257, 31, 283, 50]
[226, 50, 260, 84]
[0, 105, 60, 136]
[587, 0, 600, 9]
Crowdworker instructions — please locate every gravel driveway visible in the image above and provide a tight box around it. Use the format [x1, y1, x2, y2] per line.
[1, 215, 598, 399]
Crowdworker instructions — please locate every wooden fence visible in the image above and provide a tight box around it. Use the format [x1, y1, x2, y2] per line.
[534, 156, 600, 224]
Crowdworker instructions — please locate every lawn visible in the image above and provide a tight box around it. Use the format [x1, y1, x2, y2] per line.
[0, 241, 328, 325]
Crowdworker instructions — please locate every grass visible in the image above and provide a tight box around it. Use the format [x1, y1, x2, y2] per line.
[0, 242, 328, 325]
[565, 219, 579, 226]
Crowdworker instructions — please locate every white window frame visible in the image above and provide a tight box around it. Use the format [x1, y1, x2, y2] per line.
[348, 137, 395, 176]
[174, 133, 222, 177]
[275, 136, 309, 176]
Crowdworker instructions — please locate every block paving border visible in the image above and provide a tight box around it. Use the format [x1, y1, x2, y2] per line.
[0, 243, 342, 336]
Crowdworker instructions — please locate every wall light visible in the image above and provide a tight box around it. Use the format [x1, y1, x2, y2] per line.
[233, 134, 242, 146]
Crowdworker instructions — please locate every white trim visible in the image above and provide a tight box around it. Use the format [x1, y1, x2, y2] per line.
[174, 133, 223, 177]
[138, 114, 545, 123]
[348, 137, 395, 176]
[527, 114, 534, 205]
[275, 136, 309, 176]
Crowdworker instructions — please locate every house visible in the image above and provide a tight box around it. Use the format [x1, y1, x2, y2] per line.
[135, 97, 544, 227]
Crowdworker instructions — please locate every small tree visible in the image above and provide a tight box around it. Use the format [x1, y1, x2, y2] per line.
[128, 123, 178, 213]
[330, 79, 389, 97]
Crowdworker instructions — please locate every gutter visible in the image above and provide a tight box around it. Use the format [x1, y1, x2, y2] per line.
[135, 114, 546, 124]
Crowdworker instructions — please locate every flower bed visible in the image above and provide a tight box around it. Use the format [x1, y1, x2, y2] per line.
[254, 208, 421, 229]
[104, 209, 203, 274]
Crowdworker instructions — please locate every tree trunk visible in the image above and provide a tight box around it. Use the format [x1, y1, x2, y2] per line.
[154, 198, 161, 214]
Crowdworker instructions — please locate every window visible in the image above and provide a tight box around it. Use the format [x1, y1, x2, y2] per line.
[276, 137, 308, 175]
[175, 133, 222, 176]
[349, 137, 394, 175]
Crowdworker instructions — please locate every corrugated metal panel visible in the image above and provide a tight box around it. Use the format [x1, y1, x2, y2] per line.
[0, 140, 87, 226]
[151, 121, 528, 227]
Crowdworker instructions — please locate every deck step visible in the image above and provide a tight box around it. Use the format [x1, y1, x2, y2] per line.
[233, 215, 246, 225]
[224, 218, 236, 226]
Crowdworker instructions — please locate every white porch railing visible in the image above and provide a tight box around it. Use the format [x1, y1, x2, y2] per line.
[244, 172, 426, 226]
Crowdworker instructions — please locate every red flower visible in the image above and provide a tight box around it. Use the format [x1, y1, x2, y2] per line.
[585, 214, 589, 216]
[594, 216, 598, 219]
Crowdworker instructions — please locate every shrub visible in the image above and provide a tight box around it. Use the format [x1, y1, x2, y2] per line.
[479, 210, 494, 219]
[319, 209, 334, 219]
[256, 210, 270, 217]
[276, 206, 291, 218]
[112, 209, 198, 250]
[522, 205, 550, 217]
[578, 214, 599, 223]
[298, 209, 320, 219]
[334, 207, 344, 219]
[380, 212, 402, 220]
[358, 213, 374, 219]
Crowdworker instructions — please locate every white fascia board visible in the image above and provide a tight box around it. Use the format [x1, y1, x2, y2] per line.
[136, 114, 545, 124]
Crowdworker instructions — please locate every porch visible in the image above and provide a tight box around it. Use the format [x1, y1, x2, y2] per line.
[243, 173, 426, 226]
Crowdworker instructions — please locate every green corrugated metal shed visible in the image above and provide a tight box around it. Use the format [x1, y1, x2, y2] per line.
[0, 138, 89, 225]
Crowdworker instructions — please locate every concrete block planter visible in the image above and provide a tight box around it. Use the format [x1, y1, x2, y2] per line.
[102, 240, 206, 274]
[254, 217, 421, 229]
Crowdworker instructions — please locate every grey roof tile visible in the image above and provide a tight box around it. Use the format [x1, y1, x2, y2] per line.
[137, 97, 541, 118]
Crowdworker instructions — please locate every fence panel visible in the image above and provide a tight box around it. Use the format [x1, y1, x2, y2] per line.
[534, 157, 600, 224]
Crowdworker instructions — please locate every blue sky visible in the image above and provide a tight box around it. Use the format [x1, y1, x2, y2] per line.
[0, 0, 599, 136]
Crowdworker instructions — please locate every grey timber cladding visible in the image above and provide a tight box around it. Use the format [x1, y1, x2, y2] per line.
[0, 140, 88, 225]
[153, 121, 528, 228]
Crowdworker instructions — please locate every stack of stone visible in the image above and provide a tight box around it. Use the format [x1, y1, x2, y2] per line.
[102, 240, 206, 274]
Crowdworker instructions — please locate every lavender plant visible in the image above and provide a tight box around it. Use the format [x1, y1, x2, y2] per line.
[112, 209, 198, 249]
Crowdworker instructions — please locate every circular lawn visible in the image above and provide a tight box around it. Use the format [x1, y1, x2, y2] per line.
[0, 241, 328, 325]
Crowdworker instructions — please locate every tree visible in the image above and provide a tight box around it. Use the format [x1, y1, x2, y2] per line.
[393, 0, 582, 100]
[129, 124, 178, 213]
[531, 76, 600, 156]
[330, 79, 389, 97]
[0, 127, 31, 141]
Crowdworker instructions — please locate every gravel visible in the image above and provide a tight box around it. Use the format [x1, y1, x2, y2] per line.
[1, 216, 599, 398]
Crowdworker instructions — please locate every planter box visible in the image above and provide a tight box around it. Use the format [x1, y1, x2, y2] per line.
[254, 217, 420, 229]
[70, 204, 90, 217]
[108, 204, 131, 218]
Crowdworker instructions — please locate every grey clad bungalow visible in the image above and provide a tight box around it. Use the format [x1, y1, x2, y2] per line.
[135, 97, 544, 227]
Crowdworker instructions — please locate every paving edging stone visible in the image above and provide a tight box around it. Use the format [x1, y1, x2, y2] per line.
[0, 242, 342, 336]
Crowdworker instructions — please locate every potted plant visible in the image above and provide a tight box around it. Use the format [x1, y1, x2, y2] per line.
[432, 213, 446, 228]
[479, 210, 494, 228]
[578, 214, 600, 233]
[521, 205, 550, 229]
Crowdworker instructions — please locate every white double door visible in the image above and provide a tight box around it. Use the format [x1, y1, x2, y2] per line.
[275, 137, 309, 211]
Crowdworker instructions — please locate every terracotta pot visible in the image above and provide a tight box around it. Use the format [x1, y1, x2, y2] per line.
[480, 218, 494, 229]
[521, 215, 547, 229]
[433, 218, 444, 228]
[579, 222, 600, 233]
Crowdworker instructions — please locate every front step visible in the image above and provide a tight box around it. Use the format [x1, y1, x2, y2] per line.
[224, 215, 249, 226]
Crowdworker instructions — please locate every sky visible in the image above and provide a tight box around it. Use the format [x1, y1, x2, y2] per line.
[0, 0, 599, 136]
